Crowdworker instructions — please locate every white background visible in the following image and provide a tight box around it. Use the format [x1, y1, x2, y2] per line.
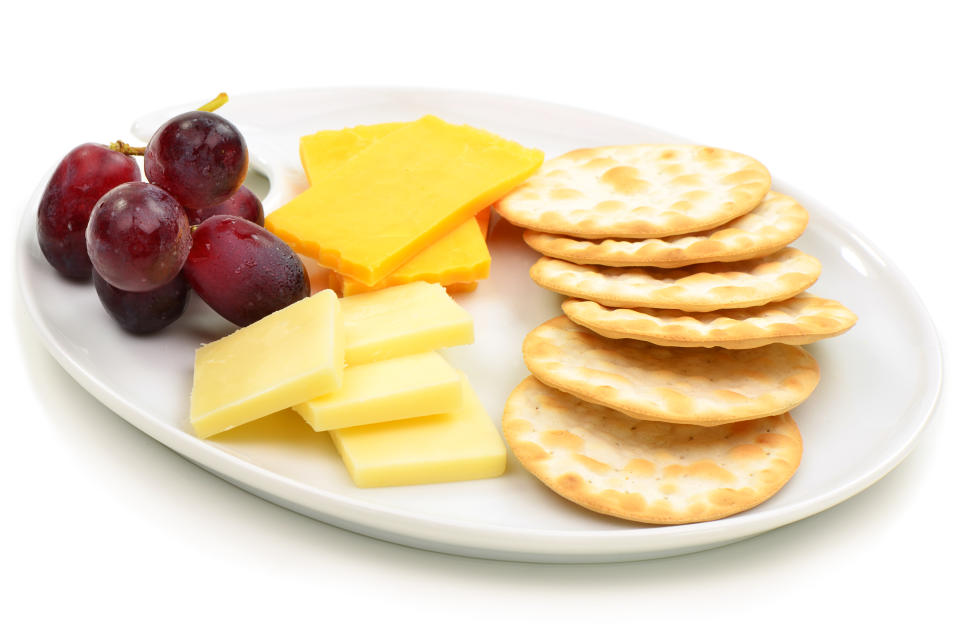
[3, 1, 956, 633]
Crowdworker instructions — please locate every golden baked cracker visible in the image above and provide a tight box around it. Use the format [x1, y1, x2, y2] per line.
[503, 377, 803, 524]
[495, 145, 770, 239]
[522, 317, 820, 425]
[522, 191, 809, 268]
[529, 247, 821, 311]
[562, 293, 857, 349]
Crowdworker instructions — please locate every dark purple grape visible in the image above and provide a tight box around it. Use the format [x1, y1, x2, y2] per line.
[144, 111, 248, 210]
[93, 270, 190, 334]
[188, 185, 264, 226]
[185, 215, 308, 327]
[37, 143, 141, 279]
[86, 182, 192, 292]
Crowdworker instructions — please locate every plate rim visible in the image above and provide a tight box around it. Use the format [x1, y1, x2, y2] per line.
[15, 86, 943, 562]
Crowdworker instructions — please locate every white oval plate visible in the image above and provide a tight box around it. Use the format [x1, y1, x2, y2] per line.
[16, 88, 941, 562]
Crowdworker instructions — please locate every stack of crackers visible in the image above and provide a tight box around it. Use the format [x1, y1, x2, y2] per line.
[494, 144, 857, 525]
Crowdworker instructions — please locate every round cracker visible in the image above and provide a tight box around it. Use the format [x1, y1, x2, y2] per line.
[522, 191, 809, 268]
[562, 293, 857, 349]
[503, 377, 803, 525]
[495, 144, 771, 239]
[529, 247, 821, 311]
[522, 316, 820, 425]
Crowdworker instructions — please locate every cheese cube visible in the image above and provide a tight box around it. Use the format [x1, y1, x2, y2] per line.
[190, 290, 344, 438]
[267, 114, 543, 285]
[329, 374, 506, 487]
[292, 352, 462, 431]
[340, 282, 473, 366]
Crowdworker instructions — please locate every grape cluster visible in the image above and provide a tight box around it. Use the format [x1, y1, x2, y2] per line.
[37, 98, 308, 334]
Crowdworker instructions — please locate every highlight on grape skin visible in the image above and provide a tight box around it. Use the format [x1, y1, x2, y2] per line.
[36, 143, 141, 280]
[185, 215, 310, 327]
[145, 110, 249, 210]
[85, 182, 192, 293]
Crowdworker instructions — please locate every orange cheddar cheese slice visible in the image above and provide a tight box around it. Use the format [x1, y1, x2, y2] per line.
[267, 115, 543, 286]
[444, 281, 478, 294]
[300, 123, 493, 295]
[299, 122, 406, 186]
[330, 216, 490, 296]
[475, 207, 491, 238]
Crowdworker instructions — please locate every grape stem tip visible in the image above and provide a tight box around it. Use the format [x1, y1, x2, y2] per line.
[197, 93, 229, 112]
[109, 140, 146, 156]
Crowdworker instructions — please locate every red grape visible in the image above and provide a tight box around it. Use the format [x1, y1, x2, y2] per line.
[144, 111, 248, 210]
[93, 270, 190, 334]
[188, 185, 264, 226]
[86, 182, 192, 292]
[185, 215, 308, 326]
[37, 143, 141, 279]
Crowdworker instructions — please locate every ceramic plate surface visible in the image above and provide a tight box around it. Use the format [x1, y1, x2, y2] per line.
[16, 88, 941, 562]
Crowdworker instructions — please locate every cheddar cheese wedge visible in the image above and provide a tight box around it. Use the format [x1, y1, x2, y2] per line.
[330, 216, 489, 295]
[298, 122, 498, 294]
[268, 115, 542, 285]
[299, 122, 405, 186]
